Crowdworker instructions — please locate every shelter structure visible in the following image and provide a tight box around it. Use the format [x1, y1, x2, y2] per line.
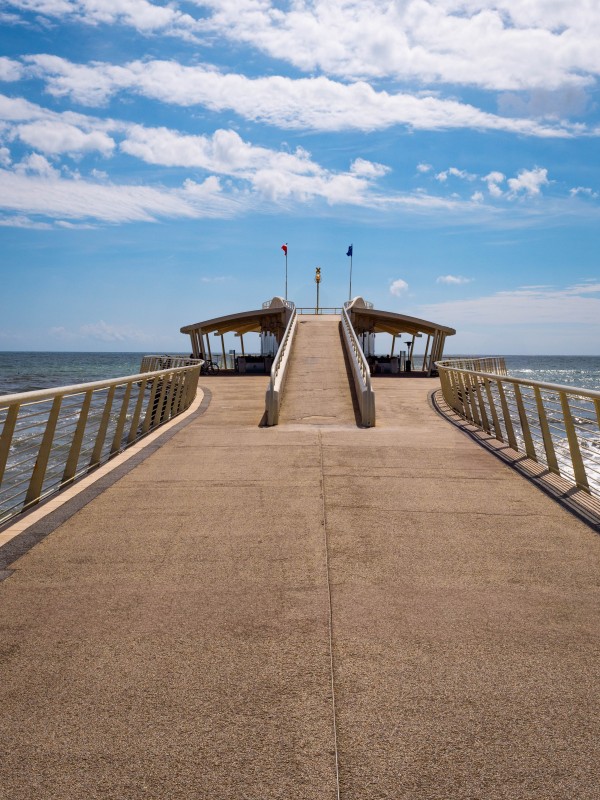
[181, 296, 294, 369]
[345, 297, 456, 376]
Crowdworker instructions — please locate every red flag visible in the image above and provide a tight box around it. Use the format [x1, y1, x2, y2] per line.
[281, 244, 288, 255]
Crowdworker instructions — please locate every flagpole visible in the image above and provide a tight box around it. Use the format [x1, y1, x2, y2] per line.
[285, 243, 288, 300]
[349, 252, 353, 302]
[347, 244, 353, 302]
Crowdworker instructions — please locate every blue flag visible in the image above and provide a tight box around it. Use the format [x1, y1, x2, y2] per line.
[346, 245, 353, 257]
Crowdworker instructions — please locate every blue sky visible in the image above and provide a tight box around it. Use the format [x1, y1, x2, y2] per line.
[1, 1, 600, 354]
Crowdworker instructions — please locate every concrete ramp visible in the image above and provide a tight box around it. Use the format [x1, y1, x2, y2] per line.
[279, 315, 356, 426]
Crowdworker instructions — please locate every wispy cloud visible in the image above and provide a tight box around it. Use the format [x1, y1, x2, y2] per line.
[419, 282, 600, 326]
[49, 320, 154, 343]
[436, 275, 472, 285]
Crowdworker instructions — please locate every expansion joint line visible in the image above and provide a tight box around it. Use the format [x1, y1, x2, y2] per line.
[318, 430, 341, 800]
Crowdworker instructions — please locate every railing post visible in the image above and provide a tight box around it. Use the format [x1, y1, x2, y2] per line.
[473, 377, 490, 433]
[483, 378, 503, 442]
[0, 404, 20, 487]
[513, 383, 537, 461]
[24, 395, 63, 507]
[533, 386, 559, 474]
[110, 382, 133, 456]
[62, 389, 93, 485]
[90, 386, 116, 468]
[496, 381, 518, 451]
[128, 378, 149, 443]
[560, 392, 590, 491]
[142, 376, 160, 434]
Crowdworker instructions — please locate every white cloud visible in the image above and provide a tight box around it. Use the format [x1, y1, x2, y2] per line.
[120, 126, 388, 206]
[6, 0, 200, 39]
[7, 1, 600, 98]
[570, 186, 599, 199]
[484, 171, 506, 197]
[14, 152, 59, 177]
[0, 168, 236, 223]
[417, 162, 432, 173]
[79, 320, 150, 343]
[419, 282, 600, 327]
[0, 214, 52, 229]
[195, 0, 600, 92]
[436, 275, 473, 285]
[435, 167, 476, 182]
[0, 57, 23, 82]
[50, 320, 154, 343]
[14, 120, 115, 156]
[507, 167, 549, 197]
[22, 56, 582, 137]
[471, 191, 484, 202]
[390, 278, 409, 296]
[350, 158, 389, 178]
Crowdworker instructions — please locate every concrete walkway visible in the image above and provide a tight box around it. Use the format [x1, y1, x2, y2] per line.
[279, 315, 356, 426]
[0, 373, 599, 799]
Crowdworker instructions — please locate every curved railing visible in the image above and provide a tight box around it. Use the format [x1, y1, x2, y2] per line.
[0, 363, 201, 525]
[341, 306, 375, 427]
[437, 359, 600, 498]
[140, 355, 203, 371]
[265, 306, 298, 426]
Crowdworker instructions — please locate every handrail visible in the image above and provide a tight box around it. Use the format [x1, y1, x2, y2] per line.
[296, 307, 344, 315]
[265, 307, 298, 426]
[0, 363, 201, 524]
[341, 306, 375, 427]
[140, 355, 203, 371]
[436, 358, 600, 497]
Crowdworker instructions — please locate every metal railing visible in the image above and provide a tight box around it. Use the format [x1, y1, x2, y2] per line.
[0, 363, 201, 525]
[440, 356, 508, 375]
[437, 359, 600, 497]
[343, 299, 374, 309]
[296, 307, 344, 315]
[265, 307, 298, 426]
[140, 355, 203, 371]
[262, 299, 295, 310]
[341, 306, 375, 427]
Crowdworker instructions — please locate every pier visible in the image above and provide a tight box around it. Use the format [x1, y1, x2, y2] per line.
[1, 315, 599, 799]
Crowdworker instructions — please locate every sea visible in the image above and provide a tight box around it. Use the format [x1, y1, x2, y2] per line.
[1, 352, 600, 395]
[0, 352, 182, 396]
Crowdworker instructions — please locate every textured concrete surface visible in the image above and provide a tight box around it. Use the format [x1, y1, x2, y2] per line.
[279, 315, 356, 426]
[0, 358, 599, 799]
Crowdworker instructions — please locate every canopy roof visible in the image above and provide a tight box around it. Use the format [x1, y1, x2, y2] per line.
[180, 297, 292, 338]
[346, 297, 456, 338]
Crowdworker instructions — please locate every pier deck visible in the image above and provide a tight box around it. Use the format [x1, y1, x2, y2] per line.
[0, 372, 599, 798]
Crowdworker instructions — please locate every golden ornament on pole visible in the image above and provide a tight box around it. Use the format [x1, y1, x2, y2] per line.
[315, 266, 321, 313]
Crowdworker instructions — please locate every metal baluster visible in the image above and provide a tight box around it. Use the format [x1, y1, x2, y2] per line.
[110, 382, 132, 456]
[473, 378, 490, 433]
[24, 395, 63, 507]
[496, 381, 518, 451]
[533, 386, 559, 474]
[483, 378, 503, 442]
[513, 383, 537, 460]
[465, 372, 481, 426]
[163, 372, 179, 422]
[152, 373, 170, 428]
[89, 386, 116, 468]
[560, 392, 590, 491]
[142, 376, 160, 434]
[128, 379, 148, 443]
[62, 390, 93, 485]
[0, 404, 20, 488]
[456, 371, 471, 420]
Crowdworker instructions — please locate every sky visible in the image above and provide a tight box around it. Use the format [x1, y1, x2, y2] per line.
[1, 0, 600, 354]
